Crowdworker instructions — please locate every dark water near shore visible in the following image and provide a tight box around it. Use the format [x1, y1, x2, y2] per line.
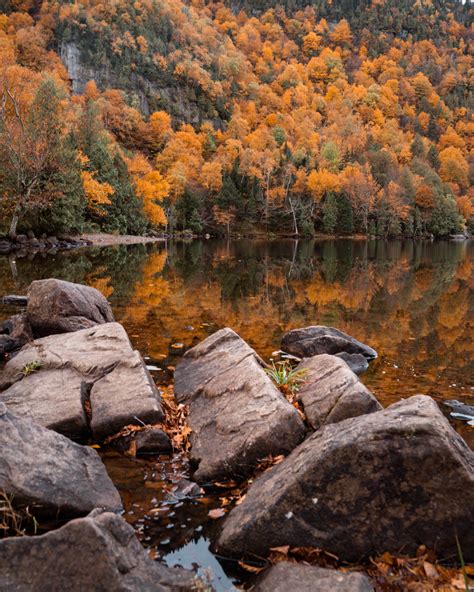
[1, 239, 473, 589]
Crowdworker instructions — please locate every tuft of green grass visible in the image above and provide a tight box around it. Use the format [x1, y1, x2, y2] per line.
[21, 360, 42, 376]
[265, 360, 308, 397]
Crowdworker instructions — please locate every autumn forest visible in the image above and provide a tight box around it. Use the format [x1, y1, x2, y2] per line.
[0, 0, 472, 238]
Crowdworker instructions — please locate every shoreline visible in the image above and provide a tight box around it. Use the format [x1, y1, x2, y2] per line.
[75, 233, 165, 247]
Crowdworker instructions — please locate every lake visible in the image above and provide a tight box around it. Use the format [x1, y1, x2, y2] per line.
[0, 238, 472, 589]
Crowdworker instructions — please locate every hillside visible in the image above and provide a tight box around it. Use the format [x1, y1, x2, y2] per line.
[0, 0, 472, 237]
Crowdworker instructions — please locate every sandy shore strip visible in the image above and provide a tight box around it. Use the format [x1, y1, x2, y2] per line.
[76, 233, 165, 247]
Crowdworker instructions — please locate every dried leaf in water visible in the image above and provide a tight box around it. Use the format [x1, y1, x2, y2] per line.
[270, 546, 290, 555]
[238, 561, 265, 574]
[208, 508, 226, 519]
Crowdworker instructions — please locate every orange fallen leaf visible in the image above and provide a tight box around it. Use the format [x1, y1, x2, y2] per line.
[238, 561, 265, 574]
[208, 508, 226, 519]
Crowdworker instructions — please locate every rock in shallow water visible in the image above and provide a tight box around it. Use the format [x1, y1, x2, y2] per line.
[0, 323, 164, 440]
[254, 563, 374, 592]
[335, 351, 369, 375]
[216, 395, 474, 562]
[27, 278, 114, 337]
[296, 354, 382, 430]
[282, 325, 377, 360]
[174, 328, 305, 483]
[0, 403, 122, 518]
[0, 510, 200, 592]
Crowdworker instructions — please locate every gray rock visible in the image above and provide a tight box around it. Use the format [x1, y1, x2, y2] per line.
[282, 326, 377, 360]
[216, 396, 474, 562]
[1, 294, 28, 306]
[174, 328, 305, 483]
[0, 323, 164, 440]
[297, 354, 382, 430]
[90, 352, 165, 439]
[27, 278, 114, 336]
[335, 352, 369, 375]
[0, 313, 33, 357]
[110, 428, 172, 456]
[0, 403, 122, 518]
[0, 510, 200, 592]
[135, 428, 172, 454]
[0, 368, 88, 438]
[254, 563, 374, 592]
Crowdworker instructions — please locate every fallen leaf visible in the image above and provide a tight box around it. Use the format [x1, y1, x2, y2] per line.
[270, 546, 290, 555]
[238, 561, 265, 574]
[423, 561, 438, 579]
[208, 508, 226, 519]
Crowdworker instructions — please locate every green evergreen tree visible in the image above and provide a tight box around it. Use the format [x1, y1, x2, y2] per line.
[323, 193, 338, 233]
[337, 194, 354, 234]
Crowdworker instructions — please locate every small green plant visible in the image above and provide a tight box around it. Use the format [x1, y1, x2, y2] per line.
[21, 360, 42, 376]
[265, 360, 308, 400]
[0, 492, 38, 537]
[456, 535, 472, 592]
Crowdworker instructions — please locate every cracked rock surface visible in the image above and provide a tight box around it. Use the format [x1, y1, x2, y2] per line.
[0, 510, 200, 591]
[296, 354, 382, 430]
[0, 403, 122, 517]
[216, 396, 474, 562]
[174, 328, 305, 483]
[0, 323, 164, 440]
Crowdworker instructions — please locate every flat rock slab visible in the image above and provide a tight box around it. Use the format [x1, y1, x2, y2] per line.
[0, 323, 164, 440]
[0, 403, 122, 518]
[282, 326, 377, 360]
[27, 278, 114, 336]
[174, 328, 305, 483]
[0, 510, 200, 592]
[254, 563, 374, 592]
[297, 354, 382, 430]
[216, 396, 474, 562]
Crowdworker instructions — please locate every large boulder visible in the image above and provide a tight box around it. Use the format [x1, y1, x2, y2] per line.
[296, 354, 382, 430]
[27, 278, 114, 336]
[0, 510, 200, 592]
[254, 563, 374, 592]
[0, 403, 122, 518]
[174, 328, 305, 483]
[216, 396, 474, 562]
[282, 326, 377, 360]
[0, 323, 164, 440]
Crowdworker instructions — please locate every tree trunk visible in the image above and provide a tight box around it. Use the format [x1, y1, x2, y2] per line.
[8, 208, 19, 240]
[289, 195, 299, 236]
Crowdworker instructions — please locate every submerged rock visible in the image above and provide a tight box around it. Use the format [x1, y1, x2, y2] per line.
[216, 396, 474, 562]
[0, 403, 122, 518]
[335, 351, 369, 375]
[0, 323, 164, 440]
[254, 563, 374, 592]
[174, 328, 305, 483]
[27, 278, 114, 336]
[296, 354, 382, 430]
[281, 326, 377, 360]
[0, 510, 200, 592]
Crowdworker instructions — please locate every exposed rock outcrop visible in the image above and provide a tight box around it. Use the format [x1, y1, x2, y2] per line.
[27, 278, 114, 336]
[282, 326, 377, 360]
[174, 328, 305, 483]
[254, 563, 374, 592]
[0, 323, 164, 440]
[0, 403, 122, 518]
[0, 510, 200, 592]
[296, 354, 382, 430]
[216, 396, 474, 562]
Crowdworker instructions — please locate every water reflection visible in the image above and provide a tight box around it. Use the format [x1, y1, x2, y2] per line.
[0, 239, 472, 415]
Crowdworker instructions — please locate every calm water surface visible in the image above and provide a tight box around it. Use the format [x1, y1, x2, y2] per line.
[1, 239, 472, 589]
